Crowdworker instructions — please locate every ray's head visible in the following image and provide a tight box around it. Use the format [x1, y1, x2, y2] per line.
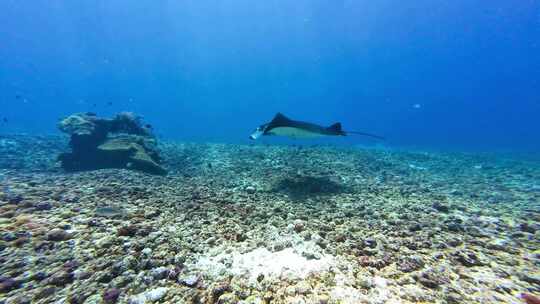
[249, 124, 268, 140]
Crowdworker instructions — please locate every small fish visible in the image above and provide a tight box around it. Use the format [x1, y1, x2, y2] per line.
[413, 103, 421, 109]
[95, 206, 126, 218]
[15, 94, 21, 100]
[1, 118, 7, 123]
[2, 182, 11, 196]
[409, 164, 427, 170]
[522, 293, 540, 304]
[145, 124, 153, 129]
[106, 101, 113, 106]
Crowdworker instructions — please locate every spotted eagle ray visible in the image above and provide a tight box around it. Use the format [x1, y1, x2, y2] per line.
[249, 113, 384, 140]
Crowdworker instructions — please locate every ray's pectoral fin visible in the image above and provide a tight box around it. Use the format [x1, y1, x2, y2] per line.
[270, 112, 292, 125]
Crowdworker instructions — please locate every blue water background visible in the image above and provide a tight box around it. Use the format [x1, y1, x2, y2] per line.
[1, 1, 539, 151]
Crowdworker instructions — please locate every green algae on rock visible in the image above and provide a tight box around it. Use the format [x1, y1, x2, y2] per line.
[98, 136, 166, 175]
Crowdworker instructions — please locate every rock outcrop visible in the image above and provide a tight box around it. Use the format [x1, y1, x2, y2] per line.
[58, 112, 166, 175]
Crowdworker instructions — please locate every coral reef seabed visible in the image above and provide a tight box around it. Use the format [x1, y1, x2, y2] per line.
[0, 134, 539, 303]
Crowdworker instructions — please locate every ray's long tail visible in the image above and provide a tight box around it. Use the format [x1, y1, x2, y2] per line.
[345, 131, 385, 140]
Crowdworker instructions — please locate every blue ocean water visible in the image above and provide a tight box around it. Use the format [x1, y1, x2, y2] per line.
[1, 0, 539, 151]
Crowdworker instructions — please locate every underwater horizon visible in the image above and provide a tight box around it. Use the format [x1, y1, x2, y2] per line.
[1, 1, 540, 304]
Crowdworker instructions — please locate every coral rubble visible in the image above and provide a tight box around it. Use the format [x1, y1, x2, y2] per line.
[0, 135, 539, 303]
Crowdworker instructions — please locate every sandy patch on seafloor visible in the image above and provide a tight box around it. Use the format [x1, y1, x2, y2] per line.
[194, 245, 335, 283]
[192, 240, 395, 303]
